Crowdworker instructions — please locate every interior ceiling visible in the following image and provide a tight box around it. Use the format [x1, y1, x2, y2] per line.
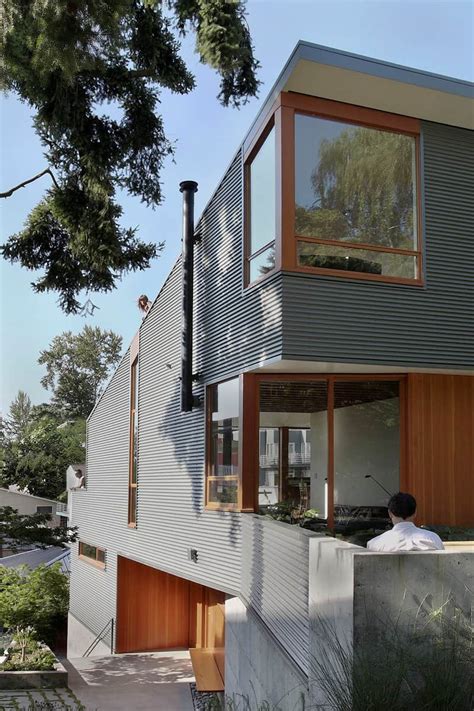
[259, 380, 399, 413]
[284, 60, 474, 130]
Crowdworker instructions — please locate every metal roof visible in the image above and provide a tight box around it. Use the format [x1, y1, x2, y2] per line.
[245, 41, 474, 143]
[0, 546, 70, 573]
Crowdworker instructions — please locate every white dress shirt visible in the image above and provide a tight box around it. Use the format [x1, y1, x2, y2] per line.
[367, 521, 444, 552]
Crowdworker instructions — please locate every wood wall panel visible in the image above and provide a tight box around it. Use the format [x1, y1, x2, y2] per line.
[116, 557, 190, 652]
[407, 374, 474, 527]
[116, 557, 226, 655]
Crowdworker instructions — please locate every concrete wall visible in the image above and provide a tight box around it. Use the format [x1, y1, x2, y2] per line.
[232, 521, 474, 708]
[67, 613, 112, 659]
[308, 542, 474, 706]
[353, 550, 474, 648]
[225, 597, 308, 711]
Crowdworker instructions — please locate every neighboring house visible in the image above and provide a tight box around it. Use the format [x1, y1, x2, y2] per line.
[0, 489, 67, 533]
[67, 42, 473, 701]
[0, 546, 70, 574]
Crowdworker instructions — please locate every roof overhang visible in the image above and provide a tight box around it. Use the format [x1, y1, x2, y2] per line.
[247, 42, 474, 140]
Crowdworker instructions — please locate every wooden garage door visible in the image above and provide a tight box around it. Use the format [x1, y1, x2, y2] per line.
[116, 557, 191, 653]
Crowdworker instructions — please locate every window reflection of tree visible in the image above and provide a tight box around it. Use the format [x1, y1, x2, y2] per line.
[296, 123, 416, 278]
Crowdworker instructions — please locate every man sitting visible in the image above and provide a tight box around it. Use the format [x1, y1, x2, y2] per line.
[367, 492, 444, 552]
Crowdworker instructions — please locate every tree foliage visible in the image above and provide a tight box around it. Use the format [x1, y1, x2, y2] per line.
[1, 417, 86, 499]
[4, 390, 32, 441]
[1, 0, 259, 312]
[0, 506, 77, 550]
[0, 563, 69, 644]
[38, 325, 122, 418]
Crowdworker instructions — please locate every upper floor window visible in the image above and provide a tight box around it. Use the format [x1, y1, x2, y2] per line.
[243, 93, 422, 287]
[295, 114, 419, 280]
[245, 125, 276, 285]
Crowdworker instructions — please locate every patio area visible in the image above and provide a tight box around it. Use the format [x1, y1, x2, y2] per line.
[63, 650, 195, 711]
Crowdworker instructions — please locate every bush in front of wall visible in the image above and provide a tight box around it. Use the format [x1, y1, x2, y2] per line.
[0, 563, 68, 645]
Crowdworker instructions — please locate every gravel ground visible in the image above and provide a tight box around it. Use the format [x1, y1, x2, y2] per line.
[190, 683, 223, 711]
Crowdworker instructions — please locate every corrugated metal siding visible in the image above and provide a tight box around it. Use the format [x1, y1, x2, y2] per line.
[241, 515, 311, 675]
[70, 151, 283, 643]
[195, 151, 282, 382]
[282, 122, 474, 369]
[69, 352, 130, 640]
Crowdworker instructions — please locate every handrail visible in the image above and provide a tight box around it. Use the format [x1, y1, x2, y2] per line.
[83, 618, 114, 657]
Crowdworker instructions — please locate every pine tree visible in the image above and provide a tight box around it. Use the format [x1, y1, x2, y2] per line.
[1, 1, 259, 312]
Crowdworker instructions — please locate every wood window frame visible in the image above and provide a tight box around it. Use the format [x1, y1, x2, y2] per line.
[241, 373, 408, 528]
[243, 114, 279, 288]
[78, 541, 106, 569]
[243, 92, 423, 288]
[205, 375, 257, 512]
[205, 377, 240, 512]
[128, 334, 139, 528]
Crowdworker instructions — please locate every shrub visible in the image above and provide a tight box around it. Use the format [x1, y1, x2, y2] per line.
[0, 563, 68, 644]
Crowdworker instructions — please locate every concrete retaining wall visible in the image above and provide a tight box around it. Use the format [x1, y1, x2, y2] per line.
[67, 613, 111, 659]
[232, 517, 474, 709]
[225, 597, 308, 711]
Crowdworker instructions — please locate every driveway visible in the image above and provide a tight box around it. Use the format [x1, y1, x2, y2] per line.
[63, 650, 195, 711]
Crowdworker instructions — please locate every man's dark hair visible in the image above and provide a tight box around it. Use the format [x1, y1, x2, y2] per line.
[388, 492, 417, 519]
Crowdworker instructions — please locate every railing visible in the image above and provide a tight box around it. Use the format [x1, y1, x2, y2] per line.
[83, 618, 114, 657]
[56, 502, 68, 513]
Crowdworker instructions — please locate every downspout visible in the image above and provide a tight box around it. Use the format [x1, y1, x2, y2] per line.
[179, 180, 199, 412]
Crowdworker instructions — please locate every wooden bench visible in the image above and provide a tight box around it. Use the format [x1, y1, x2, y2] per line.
[190, 648, 224, 692]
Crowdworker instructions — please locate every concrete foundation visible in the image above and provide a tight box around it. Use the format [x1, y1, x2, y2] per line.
[353, 550, 474, 647]
[225, 597, 308, 711]
[67, 613, 111, 659]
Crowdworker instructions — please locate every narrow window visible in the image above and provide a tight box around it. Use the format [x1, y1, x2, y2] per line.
[294, 114, 420, 280]
[245, 125, 276, 284]
[207, 378, 240, 508]
[79, 541, 106, 569]
[128, 355, 138, 526]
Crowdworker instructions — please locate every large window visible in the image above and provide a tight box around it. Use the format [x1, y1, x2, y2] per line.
[245, 125, 276, 284]
[207, 378, 240, 508]
[254, 375, 403, 531]
[242, 93, 422, 287]
[128, 355, 138, 526]
[295, 114, 419, 280]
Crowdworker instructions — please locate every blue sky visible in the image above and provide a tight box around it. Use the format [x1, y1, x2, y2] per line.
[1, 0, 473, 411]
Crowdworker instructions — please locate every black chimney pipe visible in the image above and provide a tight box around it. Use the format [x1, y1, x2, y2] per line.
[180, 180, 199, 412]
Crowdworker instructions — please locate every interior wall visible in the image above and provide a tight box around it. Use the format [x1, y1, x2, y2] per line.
[407, 374, 474, 527]
[309, 411, 328, 514]
[259, 413, 311, 428]
[333, 398, 399, 508]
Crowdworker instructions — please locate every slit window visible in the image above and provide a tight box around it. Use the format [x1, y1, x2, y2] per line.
[246, 125, 276, 284]
[128, 355, 138, 526]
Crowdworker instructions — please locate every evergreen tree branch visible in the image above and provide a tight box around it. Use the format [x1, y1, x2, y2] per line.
[0, 168, 59, 199]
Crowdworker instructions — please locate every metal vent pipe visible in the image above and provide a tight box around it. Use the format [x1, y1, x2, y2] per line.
[179, 180, 199, 412]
